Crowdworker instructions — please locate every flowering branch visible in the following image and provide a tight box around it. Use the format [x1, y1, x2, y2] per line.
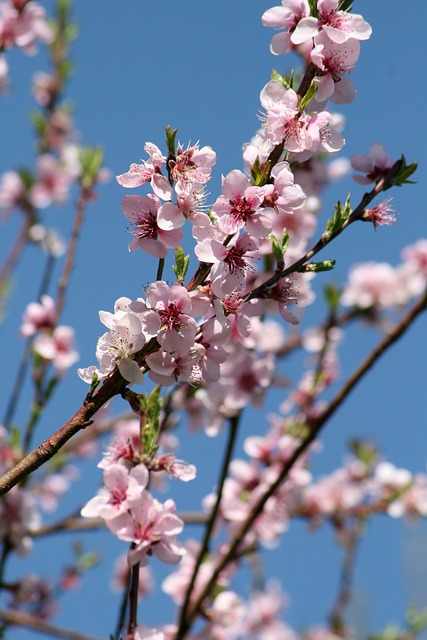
[0, 607, 103, 640]
[176, 287, 427, 637]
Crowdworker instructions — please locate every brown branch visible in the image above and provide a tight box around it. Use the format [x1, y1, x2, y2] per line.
[55, 185, 89, 322]
[0, 608, 102, 640]
[0, 369, 128, 497]
[0, 207, 34, 289]
[247, 161, 402, 302]
[175, 288, 427, 637]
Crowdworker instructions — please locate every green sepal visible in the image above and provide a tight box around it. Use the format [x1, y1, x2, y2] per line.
[270, 234, 283, 264]
[16, 167, 35, 192]
[298, 81, 317, 112]
[338, 0, 353, 11]
[391, 155, 418, 187]
[251, 156, 271, 187]
[9, 425, 21, 451]
[165, 125, 178, 156]
[304, 259, 336, 273]
[323, 283, 342, 314]
[271, 69, 293, 90]
[349, 438, 378, 468]
[406, 605, 427, 635]
[79, 146, 104, 188]
[172, 246, 190, 284]
[76, 550, 100, 572]
[269, 228, 289, 265]
[307, 0, 318, 17]
[140, 386, 162, 457]
[325, 195, 352, 235]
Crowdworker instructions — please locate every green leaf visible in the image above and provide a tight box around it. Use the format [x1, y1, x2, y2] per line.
[349, 439, 378, 467]
[392, 155, 418, 187]
[250, 156, 271, 187]
[323, 283, 341, 313]
[298, 81, 317, 112]
[140, 386, 163, 456]
[269, 234, 283, 264]
[325, 195, 352, 235]
[271, 69, 293, 90]
[308, 0, 318, 17]
[406, 605, 427, 634]
[9, 426, 21, 451]
[165, 125, 178, 155]
[79, 146, 104, 188]
[17, 166, 35, 191]
[172, 246, 190, 283]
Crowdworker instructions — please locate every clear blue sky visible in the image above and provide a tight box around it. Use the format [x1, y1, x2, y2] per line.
[1, 1, 427, 638]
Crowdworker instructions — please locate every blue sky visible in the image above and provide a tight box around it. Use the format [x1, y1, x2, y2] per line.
[1, 1, 427, 638]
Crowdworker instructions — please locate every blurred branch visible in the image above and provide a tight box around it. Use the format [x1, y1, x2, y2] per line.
[0, 608, 102, 640]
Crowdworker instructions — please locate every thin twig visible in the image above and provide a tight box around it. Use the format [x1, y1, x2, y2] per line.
[55, 185, 89, 322]
[176, 414, 241, 638]
[0, 608, 102, 640]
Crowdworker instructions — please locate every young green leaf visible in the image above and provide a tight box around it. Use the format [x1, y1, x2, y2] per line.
[165, 125, 178, 156]
[325, 195, 352, 235]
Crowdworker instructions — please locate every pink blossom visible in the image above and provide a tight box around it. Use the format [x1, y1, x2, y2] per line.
[310, 32, 360, 103]
[0, 1, 53, 53]
[242, 581, 292, 638]
[207, 591, 246, 639]
[28, 224, 66, 257]
[20, 294, 56, 337]
[0, 425, 13, 476]
[263, 161, 306, 214]
[196, 233, 260, 298]
[116, 142, 173, 200]
[0, 170, 23, 215]
[262, 0, 310, 55]
[29, 154, 74, 208]
[266, 272, 314, 324]
[169, 141, 216, 195]
[401, 239, 427, 278]
[0, 486, 41, 555]
[146, 345, 205, 386]
[81, 463, 149, 520]
[33, 325, 79, 374]
[144, 281, 199, 353]
[33, 466, 78, 512]
[260, 81, 344, 158]
[302, 468, 364, 516]
[341, 262, 401, 309]
[32, 70, 56, 106]
[98, 419, 140, 469]
[79, 300, 146, 384]
[291, 0, 372, 46]
[351, 142, 394, 185]
[212, 169, 271, 238]
[107, 493, 185, 566]
[162, 539, 232, 606]
[155, 454, 197, 482]
[361, 197, 397, 229]
[121, 194, 183, 258]
[0, 54, 7, 90]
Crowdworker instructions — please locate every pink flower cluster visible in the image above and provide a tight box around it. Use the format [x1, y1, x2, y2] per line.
[81, 420, 195, 567]
[20, 295, 79, 375]
[262, 0, 371, 104]
[0, 0, 53, 89]
[342, 239, 427, 311]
